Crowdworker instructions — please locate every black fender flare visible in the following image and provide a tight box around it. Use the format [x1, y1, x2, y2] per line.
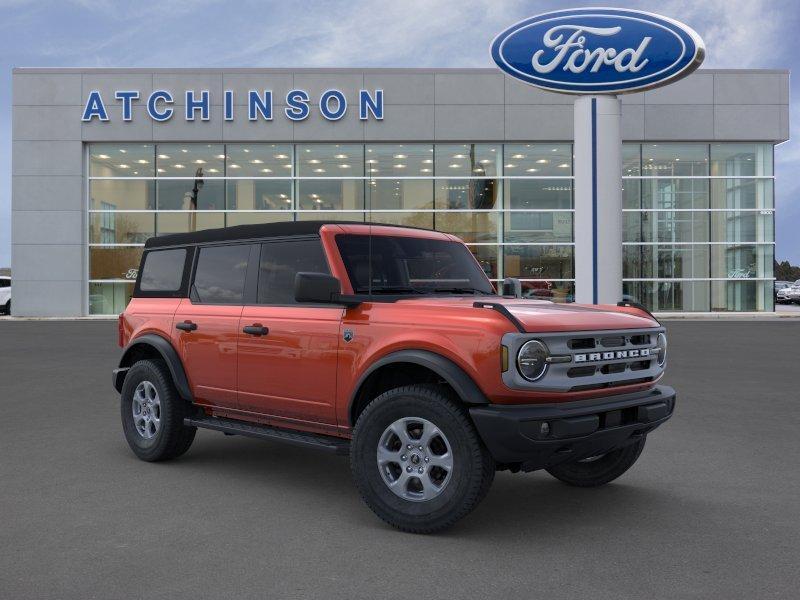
[349, 349, 489, 424]
[114, 333, 193, 401]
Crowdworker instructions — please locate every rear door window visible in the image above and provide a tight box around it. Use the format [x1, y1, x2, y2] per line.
[193, 245, 251, 304]
[258, 239, 330, 305]
[139, 249, 187, 292]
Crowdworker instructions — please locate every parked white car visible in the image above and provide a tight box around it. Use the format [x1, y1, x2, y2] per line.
[779, 280, 800, 304]
[0, 276, 10, 314]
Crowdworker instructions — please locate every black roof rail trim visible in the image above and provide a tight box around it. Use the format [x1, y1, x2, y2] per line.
[473, 301, 526, 333]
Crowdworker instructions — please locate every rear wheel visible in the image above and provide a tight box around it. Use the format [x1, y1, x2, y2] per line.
[120, 359, 196, 462]
[545, 437, 646, 487]
[350, 385, 494, 534]
[3, 300, 9, 315]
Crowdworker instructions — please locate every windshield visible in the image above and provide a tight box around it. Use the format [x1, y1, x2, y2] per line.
[335, 234, 495, 296]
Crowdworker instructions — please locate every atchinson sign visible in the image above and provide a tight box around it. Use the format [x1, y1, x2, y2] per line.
[491, 7, 704, 94]
[81, 89, 384, 122]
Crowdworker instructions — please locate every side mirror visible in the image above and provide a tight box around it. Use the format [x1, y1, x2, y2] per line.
[295, 272, 342, 304]
[502, 277, 523, 298]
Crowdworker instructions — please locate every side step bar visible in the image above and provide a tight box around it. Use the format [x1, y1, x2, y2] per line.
[184, 415, 350, 455]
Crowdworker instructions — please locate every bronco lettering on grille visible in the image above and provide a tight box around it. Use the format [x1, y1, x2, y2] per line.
[574, 348, 651, 363]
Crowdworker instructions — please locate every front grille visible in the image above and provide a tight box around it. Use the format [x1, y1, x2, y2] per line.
[502, 327, 665, 393]
[599, 336, 625, 347]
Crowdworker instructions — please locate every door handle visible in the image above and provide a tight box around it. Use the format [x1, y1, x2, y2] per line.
[176, 320, 198, 332]
[242, 324, 269, 336]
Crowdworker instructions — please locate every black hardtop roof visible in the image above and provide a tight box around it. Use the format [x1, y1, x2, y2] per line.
[143, 221, 435, 249]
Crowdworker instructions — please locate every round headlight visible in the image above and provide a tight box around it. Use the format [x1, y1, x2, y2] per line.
[517, 340, 549, 381]
[656, 332, 667, 367]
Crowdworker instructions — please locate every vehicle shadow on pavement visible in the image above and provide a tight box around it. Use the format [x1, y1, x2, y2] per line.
[147, 430, 684, 539]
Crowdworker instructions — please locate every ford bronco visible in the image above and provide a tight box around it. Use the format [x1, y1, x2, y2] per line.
[114, 222, 674, 533]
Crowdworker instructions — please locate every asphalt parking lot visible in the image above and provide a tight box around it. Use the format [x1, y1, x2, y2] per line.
[1, 320, 798, 599]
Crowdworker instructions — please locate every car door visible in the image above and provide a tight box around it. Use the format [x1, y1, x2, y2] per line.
[173, 243, 257, 409]
[237, 237, 343, 429]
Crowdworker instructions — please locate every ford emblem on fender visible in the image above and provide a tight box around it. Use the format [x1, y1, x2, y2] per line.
[491, 7, 705, 94]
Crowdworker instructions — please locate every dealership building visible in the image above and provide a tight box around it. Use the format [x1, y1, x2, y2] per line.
[10, 67, 789, 316]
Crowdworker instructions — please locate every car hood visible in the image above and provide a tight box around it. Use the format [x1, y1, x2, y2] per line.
[395, 296, 658, 332]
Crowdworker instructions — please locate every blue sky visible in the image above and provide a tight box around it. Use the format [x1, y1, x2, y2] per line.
[1, 0, 798, 268]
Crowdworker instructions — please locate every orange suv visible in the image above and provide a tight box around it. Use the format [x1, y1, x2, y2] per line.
[114, 222, 674, 533]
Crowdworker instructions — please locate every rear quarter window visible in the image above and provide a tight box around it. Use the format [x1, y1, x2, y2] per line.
[192, 244, 251, 304]
[139, 249, 187, 292]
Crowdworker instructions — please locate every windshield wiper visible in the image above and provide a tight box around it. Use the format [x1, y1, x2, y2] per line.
[360, 286, 427, 295]
[431, 287, 493, 295]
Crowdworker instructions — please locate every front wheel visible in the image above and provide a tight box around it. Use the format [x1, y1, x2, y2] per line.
[350, 385, 494, 534]
[545, 437, 646, 487]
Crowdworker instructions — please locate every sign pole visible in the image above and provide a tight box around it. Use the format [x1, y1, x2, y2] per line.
[573, 95, 623, 305]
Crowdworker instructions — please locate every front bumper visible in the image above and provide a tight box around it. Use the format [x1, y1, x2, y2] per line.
[469, 385, 675, 472]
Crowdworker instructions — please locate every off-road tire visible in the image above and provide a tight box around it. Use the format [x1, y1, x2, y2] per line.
[120, 359, 196, 462]
[545, 437, 646, 487]
[350, 384, 495, 534]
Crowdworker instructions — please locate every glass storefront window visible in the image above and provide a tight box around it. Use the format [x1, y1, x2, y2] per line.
[434, 179, 499, 210]
[711, 210, 774, 244]
[157, 179, 225, 210]
[641, 143, 708, 176]
[367, 178, 434, 211]
[435, 212, 499, 244]
[710, 143, 773, 177]
[641, 178, 708, 210]
[368, 211, 434, 231]
[90, 211, 154, 244]
[89, 247, 143, 280]
[435, 144, 502, 177]
[711, 178, 774, 210]
[296, 210, 364, 223]
[504, 245, 574, 279]
[89, 282, 134, 315]
[90, 144, 154, 178]
[635, 210, 709, 244]
[622, 179, 641, 210]
[85, 142, 777, 314]
[155, 211, 225, 235]
[297, 179, 364, 211]
[623, 281, 711, 312]
[505, 179, 572, 210]
[710, 243, 773, 279]
[622, 144, 641, 176]
[711, 280, 773, 312]
[297, 144, 364, 177]
[226, 180, 292, 210]
[623, 244, 710, 279]
[503, 144, 572, 177]
[156, 144, 225, 177]
[504, 211, 573, 243]
[90, 180, 155, 211]
[520, 280, 574, 303]
[225, 212, 293, 227]
[365, 144, 433, 177]
[225, 144, 293, 177]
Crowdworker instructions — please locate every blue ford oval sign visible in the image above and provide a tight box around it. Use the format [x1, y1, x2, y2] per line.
[491, 8, 705, 94]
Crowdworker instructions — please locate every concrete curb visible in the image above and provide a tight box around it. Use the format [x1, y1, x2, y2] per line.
[656, 312, 800, 320]
[0, 316, 117, 321]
